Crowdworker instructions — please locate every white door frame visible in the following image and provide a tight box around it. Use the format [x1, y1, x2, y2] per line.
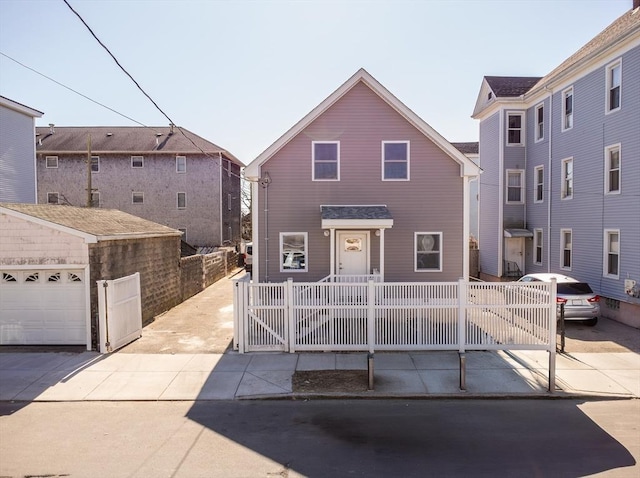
[336, 230, 370, 276]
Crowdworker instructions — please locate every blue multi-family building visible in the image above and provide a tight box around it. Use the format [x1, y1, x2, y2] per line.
[472, 5, 640, 327]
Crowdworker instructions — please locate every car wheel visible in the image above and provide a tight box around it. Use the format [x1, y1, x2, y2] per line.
[584, 318, 598, 327]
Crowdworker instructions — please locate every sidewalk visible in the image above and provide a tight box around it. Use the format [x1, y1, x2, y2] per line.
[1, 348, 638, 402]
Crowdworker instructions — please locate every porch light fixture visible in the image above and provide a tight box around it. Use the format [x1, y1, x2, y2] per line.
[323, 230, 330, 237]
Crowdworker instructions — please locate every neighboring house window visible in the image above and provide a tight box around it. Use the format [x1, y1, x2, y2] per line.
[226, 159, 232, 177]
[382, 141, 410, 180]
[535, 104, 544, 142]
[562, 87, 573, 131]
[280, 232, 308, 272]
[561, 158, 573, 200]
[132, 192, 144, 204]
[506, 113, 524, 145]
[46, 156, 58, 168]
[91, 156, 100, 173]
[604, 230, 620, 278]
[604, 144, 621, 194]
[177, 192, 186, 209]
[91, 191, 100, 207]
[312, 141, 339, 180]
[415, 232, 442, 272]
[228, 193, 232, 211]
[47, 192, 59, 204]
[534, 229, 543, 265]
[506, 170, 524, 204]
[131, 156, 144, 168]
[178, 228, 187, 242]
[176, 156, 186, 173]
[560, 229, 572, 270]
[534, 165, 544, 203]
[606, 60, 621, 113]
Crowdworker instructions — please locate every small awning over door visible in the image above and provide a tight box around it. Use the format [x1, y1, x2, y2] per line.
[320, 205, 394, 229]
[504, 228, 533, 238]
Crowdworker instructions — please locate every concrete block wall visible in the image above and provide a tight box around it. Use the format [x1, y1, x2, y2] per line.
[181, 254, 204, 301]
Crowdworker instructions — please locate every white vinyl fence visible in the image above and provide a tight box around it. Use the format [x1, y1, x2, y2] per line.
[97, 272, 142, 353]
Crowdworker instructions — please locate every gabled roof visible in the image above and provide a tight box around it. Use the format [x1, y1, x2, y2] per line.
[0, 203, 181, 241]
[246, 68, 480, 178]
[0, 95, 43, 117]
[451, 142, 479, 155]
[35, 126, 242, 166]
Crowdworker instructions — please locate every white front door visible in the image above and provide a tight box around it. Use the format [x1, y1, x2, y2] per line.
[504, 237, 524, 275]
[337, 231, 369, 276]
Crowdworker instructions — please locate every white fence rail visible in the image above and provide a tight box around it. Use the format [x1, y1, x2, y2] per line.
[97, 272, 142, 353]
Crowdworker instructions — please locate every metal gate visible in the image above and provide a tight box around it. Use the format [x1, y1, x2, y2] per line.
[97, 272, 142, 353]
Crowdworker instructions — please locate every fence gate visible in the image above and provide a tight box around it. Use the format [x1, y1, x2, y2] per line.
[97, 272, 142, 353]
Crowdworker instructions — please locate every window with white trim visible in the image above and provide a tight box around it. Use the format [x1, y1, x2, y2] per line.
[605, 144, 620, 194]
[561, 158, 573, 200]
[177, 192, 186, 209]
[280, 232, 307, 272]
[606, 60, 621, 113]
[132, 192, 144, 204]
[535, 104, 544, 142]
[534, 165, 544, 203]
[131, 156, 144, 168]
[560, 229, 572, 270]
[415, 232, 442, 272]
[46, 156, 58, 168]
[604, 229, 620, 278]
[507, 113, 524, 145]
[176, 156, 186, 173]
[312, 142, 339, 180]
[91, 156, 100, 173]
[382, 141, 410, 180]
[91, 191, 100, 207]
[534, 229, 543, 265]
[562, 87, 573, 131]
[506, 170, 524, 204]
[47, 192, 59, 204]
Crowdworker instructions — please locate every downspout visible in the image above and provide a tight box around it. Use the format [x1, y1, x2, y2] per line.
[260, 172, 271, 282]
[498, 110, 505, 277]
[462, 175, 470, 280]
[545, 86, 553, 273]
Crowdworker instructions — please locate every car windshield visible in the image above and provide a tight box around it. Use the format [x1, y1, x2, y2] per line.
[557, 282, 593, 295]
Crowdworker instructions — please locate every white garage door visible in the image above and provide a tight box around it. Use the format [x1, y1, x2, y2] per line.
[0, 269, 87, 345]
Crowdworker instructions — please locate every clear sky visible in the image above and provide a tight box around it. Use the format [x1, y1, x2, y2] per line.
[0, 0, 633, 165]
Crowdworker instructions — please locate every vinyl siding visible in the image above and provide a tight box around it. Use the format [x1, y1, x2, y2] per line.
[255, 82, 464, 282]
[0, 105, 37, 203]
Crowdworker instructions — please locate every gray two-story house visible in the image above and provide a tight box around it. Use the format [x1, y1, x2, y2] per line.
[36, 125, 243, 248]
[472, 4, 640, 326]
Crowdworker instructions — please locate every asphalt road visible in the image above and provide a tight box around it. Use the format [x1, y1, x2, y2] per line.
[1, 399, 638, 477]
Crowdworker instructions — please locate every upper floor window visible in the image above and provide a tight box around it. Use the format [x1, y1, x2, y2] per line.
[91, 156, 100, 173]
[176, 156, 186, 173]
[177, 192, 186, 209]
[561, 158, 573, 200]
[506, 169, 524, 204]
[382, 141, 410, 180]
[560, 229, 572, 270]
[46, 156, 58, 168]
[534, 229, 543, 265]
[280, 232, 308, 272]
[603, 230, 619, 278]
[606, 60, 621, 113]
[47, 192, 59, 204]
[605, 144, 621, 194]
[562, 87, 573, 131]
[312, 141, 339, 181]
[132, 192, 144, 204]
[131, 156, 144, 168]
[415, 232, 442, 272]
[535, 104, 544, 142]
[534, 165, 544, 203]
[506, 113, 524, 145]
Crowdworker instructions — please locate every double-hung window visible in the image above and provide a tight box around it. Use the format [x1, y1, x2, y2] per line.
[415, 232, 442, 272]
[131, 156, 144, 168]
[605, 144, 621, 194]
[280, 232, 307, 272]
[47, 192, 59, 204]
[561, 158, 573, 200]
[176, 156, 186, 173]
[46, 156, 58, 168]
[382, 141, 409, 180]
[91, 156, 100, 173]
[506, 170, 524, 204]
[132, 192, 144, 204]
[312, 142, 339, 180]
[507, 113, 524, 145]
[606, 60, 621, 113]
[534, 229, 543, 265]
[177, 192, 186, 209]
[560, 229, 572, 270]
[535, 104, 544, 142]
[562, 87, 573, 131]
[603, 230, 620, 278]
[534, 165, 544, 203]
